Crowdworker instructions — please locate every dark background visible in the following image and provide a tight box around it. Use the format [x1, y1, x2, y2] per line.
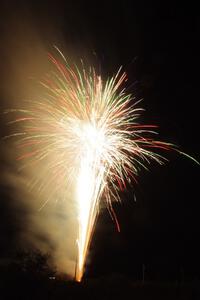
[0, 0, 200, 283]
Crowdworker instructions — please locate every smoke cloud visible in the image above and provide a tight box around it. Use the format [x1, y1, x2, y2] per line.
[0, 5, 85, 278]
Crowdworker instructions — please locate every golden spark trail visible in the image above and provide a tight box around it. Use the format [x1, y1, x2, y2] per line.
[76, 123, 107, 281]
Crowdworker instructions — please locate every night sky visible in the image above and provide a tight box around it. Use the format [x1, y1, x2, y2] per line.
[0, 1, 200, 281]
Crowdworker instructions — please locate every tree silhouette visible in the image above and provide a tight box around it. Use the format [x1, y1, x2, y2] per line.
[13, 249, 56, 278]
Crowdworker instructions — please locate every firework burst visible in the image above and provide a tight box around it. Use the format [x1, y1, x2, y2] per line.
[5, 49, 198, 282]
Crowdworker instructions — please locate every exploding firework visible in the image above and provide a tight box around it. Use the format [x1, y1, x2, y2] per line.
[5, 49, 198, 282]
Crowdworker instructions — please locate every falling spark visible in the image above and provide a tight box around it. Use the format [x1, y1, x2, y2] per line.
[5, 49, 198, 282]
